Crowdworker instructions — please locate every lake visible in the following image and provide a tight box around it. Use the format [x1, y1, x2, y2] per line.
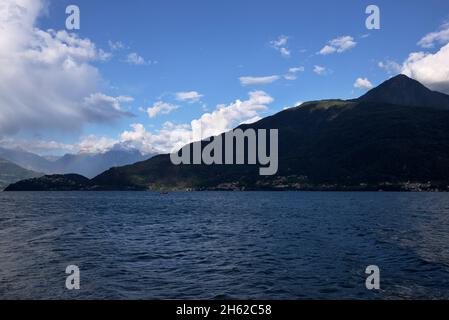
[1, 191, 449, 299]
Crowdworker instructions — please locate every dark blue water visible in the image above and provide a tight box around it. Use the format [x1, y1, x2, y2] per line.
[1, 192, 449, 299]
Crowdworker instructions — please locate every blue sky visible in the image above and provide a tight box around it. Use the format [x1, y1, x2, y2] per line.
[1, 0, 449, 155]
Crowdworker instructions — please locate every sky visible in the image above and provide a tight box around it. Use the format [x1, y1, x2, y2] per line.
[1, 0, 449, 155]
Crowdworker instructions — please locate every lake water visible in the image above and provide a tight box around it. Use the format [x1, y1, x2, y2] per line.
[1, 191, 449, 300]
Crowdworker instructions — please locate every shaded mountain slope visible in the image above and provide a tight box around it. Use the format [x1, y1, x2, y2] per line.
[0, 147, 54, 173]
[0, 146, 153, 178]
[358, 74, 449, 109]
[0, 158, 42, 190]
[51, 149, 152, 178]
[7, 75, 449, 191]
[5, 174, 90, 191]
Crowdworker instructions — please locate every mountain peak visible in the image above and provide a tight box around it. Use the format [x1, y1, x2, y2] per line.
[358, 74, 449, 110]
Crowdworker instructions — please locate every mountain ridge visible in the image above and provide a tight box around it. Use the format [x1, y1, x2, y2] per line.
[358, 74, 449, 109]
[6, 74, 449, 192]
[0, 158, 42, 190]
[0, 147, 153, 178]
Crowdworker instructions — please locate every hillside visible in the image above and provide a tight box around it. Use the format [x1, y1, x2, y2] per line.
[6, 75, 449, 192]
[0, 147, 152, 178]
[0, 158, 42, 190]
[51, 149, 151, 178]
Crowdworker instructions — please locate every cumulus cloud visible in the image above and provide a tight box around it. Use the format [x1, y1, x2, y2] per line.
[118, 122, 192, 154]
[79, 91, 274, 154]
[313, 65, 327, 75]
[175, 91, 203, 103]
[126, 52, 149, 65]
[190, 90, 273, 140]
[319, 36, 356, 55]
[270, 35, 291, 57]
[146, 101, 179, 118]
[0, 0, 133, 135]
[401, 43, 449, 94]
[77, 135, 117, 154]
[240, 75, 280, 86]
[354, 78, 373, 89]
[417, 22, 449, 48]
[378, 60, 402, 75]
[397, 23, 449, 94]
[284, 66, 305, 80]
[108, 40, 125, 51]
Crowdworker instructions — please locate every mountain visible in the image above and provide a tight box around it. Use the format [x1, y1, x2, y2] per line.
[7, 74, 449, 192]
[0, 147, 54, 173]
[0, 147, 153, 178]
[0, 158, 42, 190]
[358, 74, 449, 109]
[50, 149, 152, 178]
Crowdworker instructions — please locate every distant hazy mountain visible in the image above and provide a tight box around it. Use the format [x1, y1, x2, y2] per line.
[0, 158, 42, 190]
[51, 149, 152, 178]
[0, 146, 154, 178]
[0, 147, 54, 173]
[8, 74, 449, 191]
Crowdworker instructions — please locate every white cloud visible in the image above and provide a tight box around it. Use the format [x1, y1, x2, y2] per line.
[96, 91, 274, 154]
[126, 52, 149, 65]
[108, 40, 125, 51]
[11, 91, 275, 155]
[0, 136, 76, 155]
[190, 90, 273, 140]
[319, 36, 356, 55]
[98, 49, 112, 61]
[270, 35, 291, 57]
[418, 22, 449, 48]
[319, 45, 336, 55]
[239, 75, 280, 86]
[288, 67, 305, 73]
[283, 101, 303, 110]
[240, 116, 262, 125]
[77, 135, 117, 154]
[400, 23, 449, 94]
[313, 65, 327, 75]
[401, 42, 449, 94]
[354, 78, 373, 89]
[284, 74, 297, 81]
[378, 60, 402, 74]
[175, 91, 203, 103]
[284, 66, 305, 80]
[279, 47, 291, 57]
[0, 0, 133, 135]
[118, 122, 192, 155]
[146, 101, 179, 118]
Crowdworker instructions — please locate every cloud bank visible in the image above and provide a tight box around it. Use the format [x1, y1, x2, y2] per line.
[0, 0, 133, 136]
[401, 23, 449, 94]
[81, 91, 274, 154]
